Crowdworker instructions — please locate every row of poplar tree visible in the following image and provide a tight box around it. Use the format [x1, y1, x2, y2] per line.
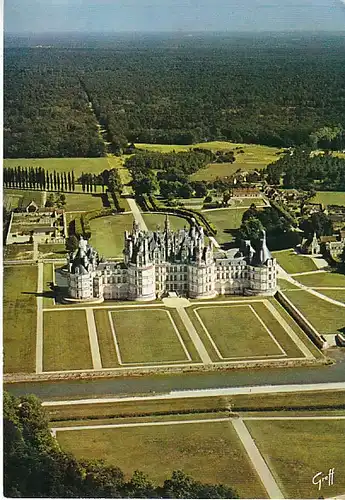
[4, 166, 76, 192]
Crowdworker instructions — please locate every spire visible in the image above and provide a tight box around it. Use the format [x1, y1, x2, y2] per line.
[164, 214, 170, 233]
[133, 219, 140, 233]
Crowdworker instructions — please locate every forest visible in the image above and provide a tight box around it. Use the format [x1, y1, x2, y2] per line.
[266, 149, 345, 191]
[4, 392, 238, 498]
[4, 36, 345, 158]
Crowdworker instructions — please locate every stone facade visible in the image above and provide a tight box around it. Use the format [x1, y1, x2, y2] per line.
[67, 217, 277, 301]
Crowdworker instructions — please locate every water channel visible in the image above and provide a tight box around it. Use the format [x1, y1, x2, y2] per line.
[5, 348, 345, 400]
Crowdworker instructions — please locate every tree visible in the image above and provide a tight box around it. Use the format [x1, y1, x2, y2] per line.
[222, 191, 231, 206]
[65, 235, 79, 252]
[45, 194, 55, 208]
[161, 470, 238, 499]
[237, 217, 264, 242]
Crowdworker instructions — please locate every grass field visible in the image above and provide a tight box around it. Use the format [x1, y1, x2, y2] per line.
[284, 290, 345, 335]
[38, 244, 66, 260]
[135, 141, 281, 182]
[89, 214, 134, 258]
[4, 244, 34, 261]
[111, 309, 190, 363]
[43, 310, 93, 371]
[272, 250, 318, 274]
[3, 265, 37, 373]
[311, 191, 345, 206]
[57, 420, 267, 498]
[316, 289, 345, 303]
[194, 305, 284, 359]
[94, 310, 119, 368]
[57, 193, 105, 212]
[136, 140, 281, 156]
[142, 213, 190, 232]
[4, 189, 45, 209]
[191, 162, 265, 181]
[203, 209, 246, 244]
[296, 271, 345, 288]
[4, 158, 108, 178]
[246, 419, 345, 499]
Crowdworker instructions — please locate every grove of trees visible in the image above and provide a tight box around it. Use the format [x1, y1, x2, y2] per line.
[266, 149, 345, 191]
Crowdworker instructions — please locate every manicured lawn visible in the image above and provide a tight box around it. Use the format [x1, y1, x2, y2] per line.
[42, 263, 56, 307]
[284, 290, 345, 334]
[277, 278, 300, 290]
[3, 265, 37, 373]
[57, 420, 267, 498]
[203, 209, 246, 244]
[272, 250, 318, 274]
[4, 244, 34, 261]
[56, 193, 104, 212]
[43, 310, 92, 371]
[311, 191, 345, 206]
[4, 158, 108, 178]
[111, 309, 190, 364]
[38, 244, 66, 260]
[89, 214, 134, 258]
[94, 310, 119, 368]
[142, 213, 190, 232]
[297, 272, 345, 288]
[317, 290, 345, 303]
[247, 419, 345, 499]
[192, 304, 287, 359]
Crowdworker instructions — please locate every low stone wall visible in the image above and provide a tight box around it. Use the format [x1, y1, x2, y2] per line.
[4, 357, 331, 384]
[275, 289, 327, 350]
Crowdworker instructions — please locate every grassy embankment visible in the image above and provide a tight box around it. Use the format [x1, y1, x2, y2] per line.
[284, 290, 345, 335]
[272, 249, 318, 274]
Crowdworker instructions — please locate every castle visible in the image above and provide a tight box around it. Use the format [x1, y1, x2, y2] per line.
[67, 217, 277, 301]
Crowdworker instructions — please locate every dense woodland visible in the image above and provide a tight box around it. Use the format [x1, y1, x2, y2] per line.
[4, 35, 345, 157]
[266, 149, 345, 190]
[4, 392, 238, 498]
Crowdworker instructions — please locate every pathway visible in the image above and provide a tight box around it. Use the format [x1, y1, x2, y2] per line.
[85, 309, 102, 369]
[41, 381, 345, 406]
[290, 269, 327, 277]
[176, 307, 212, 364]
[36, 262, 44, 374]
[127, 197, 148, 231]
[232, 418, 284, 498]
[278, 264, 345, 308]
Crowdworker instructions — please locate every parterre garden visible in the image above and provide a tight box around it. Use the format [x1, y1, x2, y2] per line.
[40, 296, 318, 373]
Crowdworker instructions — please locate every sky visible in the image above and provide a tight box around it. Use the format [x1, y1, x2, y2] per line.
[4, 0, 345, 34]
